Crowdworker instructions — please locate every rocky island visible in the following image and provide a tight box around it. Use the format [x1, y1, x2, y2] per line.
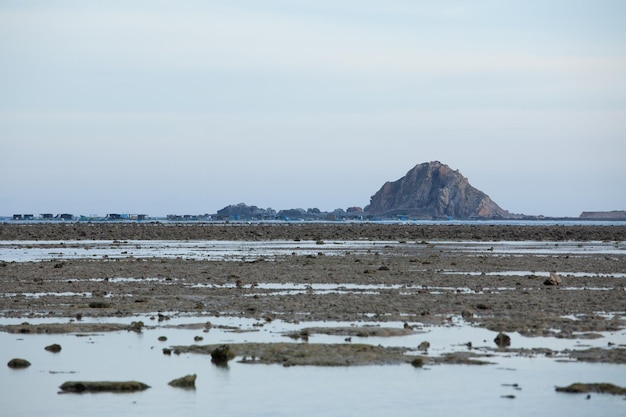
[365, 161, 509, 219]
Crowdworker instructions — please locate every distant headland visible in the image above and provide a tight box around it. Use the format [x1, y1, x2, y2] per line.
[5, 162, 624, 222]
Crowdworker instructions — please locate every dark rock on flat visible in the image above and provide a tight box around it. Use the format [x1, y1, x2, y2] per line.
[494, 332, 511, 347]
[88, 301, 111, 309]
[168, 374, 197, 389]
[543, 272, 563, 286]
[211, 344, 235, 364]
[7, 358, 31, 368]
[59, 381, 150, 393]
[556, 383, 626, 395]
[45, 343, 62, 353]
[365, 161, 509, 219]
[411, 357, 424, 367]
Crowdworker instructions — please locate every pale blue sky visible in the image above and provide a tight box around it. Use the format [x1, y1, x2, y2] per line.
[1, 0, 625, 217]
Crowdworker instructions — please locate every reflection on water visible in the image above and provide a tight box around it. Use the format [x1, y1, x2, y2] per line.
[1, 239, 624, 263]
[2, 317, 626, 417]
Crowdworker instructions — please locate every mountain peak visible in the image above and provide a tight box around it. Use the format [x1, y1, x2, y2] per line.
[364, 162, 509, 219]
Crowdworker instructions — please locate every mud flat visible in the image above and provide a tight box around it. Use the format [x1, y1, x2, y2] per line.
[1, 222, 625, 241]
[1, 223, 625, 365]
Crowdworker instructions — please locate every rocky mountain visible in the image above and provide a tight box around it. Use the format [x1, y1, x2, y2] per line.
[364, 161, 509, 219]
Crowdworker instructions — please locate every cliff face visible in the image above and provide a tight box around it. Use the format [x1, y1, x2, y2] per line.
[365, 162, 509, 219]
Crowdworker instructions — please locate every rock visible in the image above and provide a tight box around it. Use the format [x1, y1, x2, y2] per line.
[88, 301, 111, 308]
[194, 336, 204, 342]
[128, 321, 144, 333]
[158, 336, 167, 342]
[544, 272, 563, 286]
[461, 309, 474, 319]
[555, 383, 626, 395]
[211, 344, 236, 364]
[411, 357, 424, 367]
[7, 358, 31, 368]
[418, 341, 430, 351]
[45, 343, 62, 353]
[494, 332, 511, 347]
[59, 381, 150, 393]
[364, 161, 510, 219]
[217, 203, 271, 219]
[168, 374, 197, 389]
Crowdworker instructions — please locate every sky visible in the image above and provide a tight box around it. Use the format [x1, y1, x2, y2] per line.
[1, 0, 625, 218]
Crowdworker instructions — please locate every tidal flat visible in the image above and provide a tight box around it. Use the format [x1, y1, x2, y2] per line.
[1, 223, 625, 416]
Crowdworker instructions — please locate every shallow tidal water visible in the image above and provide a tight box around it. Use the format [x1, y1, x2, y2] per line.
[2, 316, 626, 417]
[2, 233, 625, 416]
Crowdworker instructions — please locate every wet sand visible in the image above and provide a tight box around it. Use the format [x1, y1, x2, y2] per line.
[1, 223, 625, 363]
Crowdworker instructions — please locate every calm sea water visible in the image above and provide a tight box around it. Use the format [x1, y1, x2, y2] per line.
[2, 316, 626, 417]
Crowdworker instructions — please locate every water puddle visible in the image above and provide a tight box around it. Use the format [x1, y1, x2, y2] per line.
[0, 240, 403, 262]
[2, 239, 624, 263]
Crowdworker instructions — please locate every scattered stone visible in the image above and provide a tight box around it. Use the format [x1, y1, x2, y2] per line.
[418, 341, 430, 351]
[555, 383, 626, 395]
[163, 348, 172, 355]
[7, 358, 31, 368]
[168, 374, 197, 389]
[494, 332, 511, 347]
[461, 309, 474, 319]
[211, 345, 236, 365]
[128, 321, 144, 333]
[158, 336, 167, 342]
[88, 301, 111, 309]
[411, 357, 424, 368]
[194, 336, 204, 342]
[45, 343, 62, 353]
[544, 272, 563, 286]
[59, 381, 150, 393]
